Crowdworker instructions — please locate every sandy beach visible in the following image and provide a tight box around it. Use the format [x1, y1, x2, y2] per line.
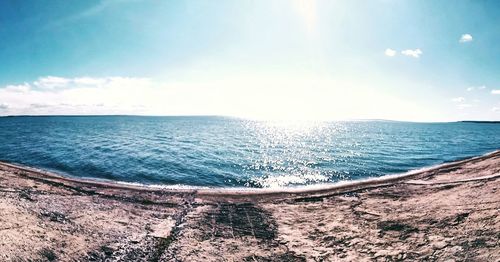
[0, 151, 499, 261]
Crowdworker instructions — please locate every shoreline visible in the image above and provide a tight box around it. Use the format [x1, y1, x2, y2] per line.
[0, 149, 498, 199]
[1, 149, 499, 261]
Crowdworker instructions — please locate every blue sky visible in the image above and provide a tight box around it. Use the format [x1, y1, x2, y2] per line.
[0, 0, 499, 121]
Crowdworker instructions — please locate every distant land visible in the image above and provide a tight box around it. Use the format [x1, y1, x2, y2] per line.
[0, 115, 424, 122]
[0, 115, 499, 123]
[460, 121, 500, 124]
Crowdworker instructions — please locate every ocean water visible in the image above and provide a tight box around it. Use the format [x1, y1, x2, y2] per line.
[0, 116, 498, 188]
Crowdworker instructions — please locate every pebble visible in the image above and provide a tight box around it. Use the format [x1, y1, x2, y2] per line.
[433, 241, 448, 249]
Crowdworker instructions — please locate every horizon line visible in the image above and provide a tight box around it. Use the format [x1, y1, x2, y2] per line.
[1, 114, 499, 124]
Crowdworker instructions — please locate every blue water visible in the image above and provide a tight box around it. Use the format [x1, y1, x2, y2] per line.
[0, 116, 498, 188]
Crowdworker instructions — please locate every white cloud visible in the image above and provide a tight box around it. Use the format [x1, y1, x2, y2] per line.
[451, 97, 465, 102]
[458, 104, 472, 109]
[384, 48, 396, 57]
[492, 107, 500, 112]
[0, 103, 8, 110]
[5, 83, 31, 93]
[467, 85, 486, 92]
[73, 77, 109, 86]
[30, 103, 51, 108]
[459, 34, 473, 43]
[0, 76, 153, 115]
[491, 89, 500, 95]
[0, 74, 437, 121]
[401, 49, 422, 58]
[31, 76, 136, 90]
[34, 76, 71, 89]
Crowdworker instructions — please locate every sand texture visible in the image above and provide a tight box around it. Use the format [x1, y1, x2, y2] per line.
[0, 151, 499, 261]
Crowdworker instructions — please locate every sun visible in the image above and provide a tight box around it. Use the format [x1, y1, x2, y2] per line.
[293, 0, 317, 33]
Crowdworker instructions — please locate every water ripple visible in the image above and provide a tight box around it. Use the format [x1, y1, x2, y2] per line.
[0, 116, 499, 188]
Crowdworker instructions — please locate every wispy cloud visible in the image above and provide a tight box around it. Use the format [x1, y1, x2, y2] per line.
[452, 97, 473, 109]
[401, 49, 422, 58]
[459, 34, 473, 43]
[384, 48, 396, 57]
[32, 76, 118, 90]
[43, 0, 124, 30]
[492, 107, 500, 112]
[467, 85, 486, 91]
[491, 89, 500, 95]
[451, 97, 465, 102]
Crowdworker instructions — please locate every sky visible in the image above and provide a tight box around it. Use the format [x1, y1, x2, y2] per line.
[0, 0, 499, 121]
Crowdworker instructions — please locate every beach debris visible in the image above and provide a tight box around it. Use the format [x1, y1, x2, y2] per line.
[243, 253, 306, 261]
[99, 245, 114, 256]
[38, 248, 57, 261]
[377, 220, 419, 239]
[40, 210, 70, 223]
[454, 212, 470, 224]
[19, 189, 34, 201]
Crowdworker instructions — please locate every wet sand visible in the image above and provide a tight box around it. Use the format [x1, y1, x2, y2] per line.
[0, 151, 499, 261]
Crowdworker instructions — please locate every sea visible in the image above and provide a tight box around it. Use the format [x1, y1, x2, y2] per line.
[0, 116, 498, 188]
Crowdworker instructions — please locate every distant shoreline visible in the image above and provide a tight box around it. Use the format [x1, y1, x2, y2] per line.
[1, 149, 498, 200]
[460, 120, 500, 124]
[1, 114, 499, 123]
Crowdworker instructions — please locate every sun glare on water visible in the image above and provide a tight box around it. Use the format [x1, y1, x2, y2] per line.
[241, 119, 341, 188]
